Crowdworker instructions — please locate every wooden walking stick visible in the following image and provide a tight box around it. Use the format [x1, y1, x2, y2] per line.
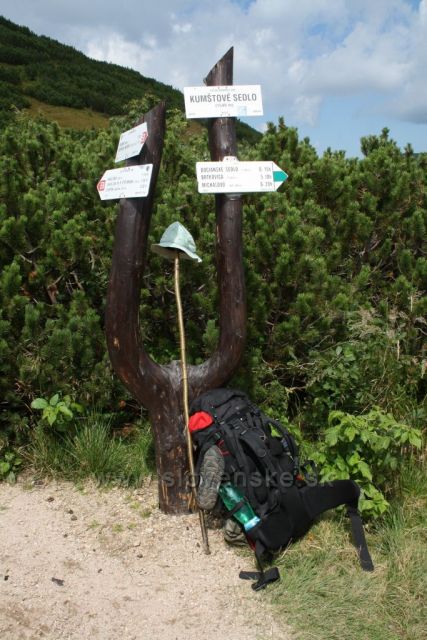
[174, 254, 210, 554]
[152, 222, 210, 554]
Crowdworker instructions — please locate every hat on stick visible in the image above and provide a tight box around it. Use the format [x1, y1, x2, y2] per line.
[152, 221, 202, 262]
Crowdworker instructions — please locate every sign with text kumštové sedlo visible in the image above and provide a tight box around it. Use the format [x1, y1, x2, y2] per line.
[196, 159, 287, 194]
[97, 165, 153, 200]
[115, 122, 148, 163]
[184, 85, 263, 118]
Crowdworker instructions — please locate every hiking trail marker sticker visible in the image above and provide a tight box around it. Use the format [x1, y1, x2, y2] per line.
[97, 165, 153, 200]
[115, 122, 148, 163]
[196, 158, 288, 194]
[184, 85, 263, 118]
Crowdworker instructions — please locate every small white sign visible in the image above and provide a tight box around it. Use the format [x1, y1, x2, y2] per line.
[184, 85, 263, 118]
[115, 122, 148, 163]
[196, 159, 288, 194]
[97, 165, 153, 200]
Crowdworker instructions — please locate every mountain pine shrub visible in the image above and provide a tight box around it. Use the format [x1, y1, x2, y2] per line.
[0, 107, 425, 484]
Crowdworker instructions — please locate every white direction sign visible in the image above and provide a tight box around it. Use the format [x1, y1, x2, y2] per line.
[115, 122, 148, 163]
[196, 159, 288, 194]
[97, 165, 153, 200]
[184, 85, 263, 118]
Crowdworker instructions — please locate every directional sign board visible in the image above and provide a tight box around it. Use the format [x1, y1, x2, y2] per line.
[196, 160, 287, 194]
[97, 165, 153, 200]
[184, 85, 263, 118]
[115, 122, 148, 163]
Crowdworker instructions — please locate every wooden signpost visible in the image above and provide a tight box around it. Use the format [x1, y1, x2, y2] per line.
[104, 47, 287, 515]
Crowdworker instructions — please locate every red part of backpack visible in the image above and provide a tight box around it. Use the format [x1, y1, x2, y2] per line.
[188, 411, 213, 433]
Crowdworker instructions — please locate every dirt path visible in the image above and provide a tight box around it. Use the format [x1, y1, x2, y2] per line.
[0, 477, 288, 640]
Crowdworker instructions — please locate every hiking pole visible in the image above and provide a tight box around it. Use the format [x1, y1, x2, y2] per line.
[174, 254, 210, 555]
[152, 222, 210, 555]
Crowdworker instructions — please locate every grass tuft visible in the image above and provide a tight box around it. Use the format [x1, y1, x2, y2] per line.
[29, 426, 71, 476]
[69, 412, 125, 480]
[28, 410, 155, 486]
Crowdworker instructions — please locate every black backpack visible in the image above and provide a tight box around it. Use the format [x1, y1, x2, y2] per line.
[190, 388, 374, 590]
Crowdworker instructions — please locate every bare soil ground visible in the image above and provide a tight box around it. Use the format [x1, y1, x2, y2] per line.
[0, 476, 289, 640]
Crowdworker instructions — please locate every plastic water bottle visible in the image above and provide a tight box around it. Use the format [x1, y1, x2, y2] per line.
[218, 482, 260, 532]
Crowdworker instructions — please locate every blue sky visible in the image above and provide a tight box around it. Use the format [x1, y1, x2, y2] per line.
[1, 0, 426, 157]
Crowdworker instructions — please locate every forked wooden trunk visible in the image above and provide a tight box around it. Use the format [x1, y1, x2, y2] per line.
[105, 49, 246, 514]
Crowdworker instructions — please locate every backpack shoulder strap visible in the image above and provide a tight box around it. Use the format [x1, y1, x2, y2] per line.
[301, 479, 374, 571]
[220, 420, 264, 511]
[346, 506, 374, 571]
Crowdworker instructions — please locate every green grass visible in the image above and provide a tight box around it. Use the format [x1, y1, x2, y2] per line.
[267, 458, 427, 640]
[26, 98, 109, 129]
[30, 425, 71, 474]
[70, 413, 126, 479]
[28, 411, 155, 486]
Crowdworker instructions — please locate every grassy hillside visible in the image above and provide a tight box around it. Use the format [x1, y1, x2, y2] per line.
[0, 16, 261, 142]
[0, 16, 183, 115]
[26, 98, 110, 130]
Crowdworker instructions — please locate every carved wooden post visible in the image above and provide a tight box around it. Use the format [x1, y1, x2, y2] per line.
[105, 48, 246, 514]
[189, 46, 246, 394]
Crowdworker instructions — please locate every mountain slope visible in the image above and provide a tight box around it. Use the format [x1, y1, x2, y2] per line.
[0, 16, 261, 142]
[0, 16, 183, 115]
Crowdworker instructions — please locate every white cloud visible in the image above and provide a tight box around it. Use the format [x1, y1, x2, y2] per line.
[84, 30, 155, 75]
[292, 95, 322, 127]
[1, 0, 426, 125]
[235, 0, 421, 124]
[388, 0, 427, 122]
[172, 23, 192, 34]
[293, 22, 410, 95]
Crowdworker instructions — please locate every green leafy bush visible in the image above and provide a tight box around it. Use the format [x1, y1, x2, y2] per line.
[30, 393, 83, 431]
[0, 450, 22, 482]
[313, 408, 423, 516]
[303, 307, 425, 428]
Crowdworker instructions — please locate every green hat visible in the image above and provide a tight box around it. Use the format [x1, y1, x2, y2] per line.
[151, 221, 202, 262]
